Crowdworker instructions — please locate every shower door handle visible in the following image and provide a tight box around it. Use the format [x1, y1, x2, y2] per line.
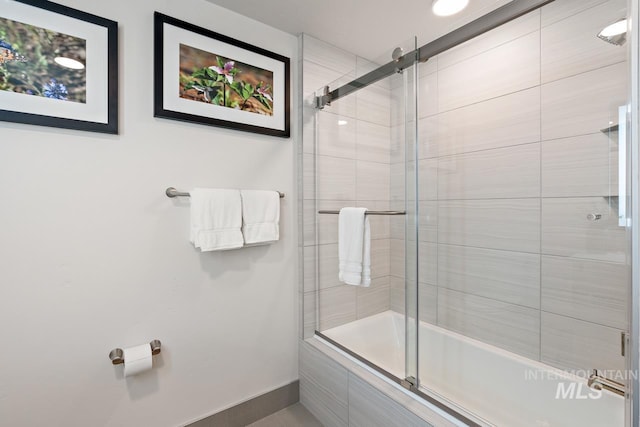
[618, 105, 628, 227]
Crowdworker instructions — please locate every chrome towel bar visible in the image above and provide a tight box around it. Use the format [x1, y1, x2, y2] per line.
[166, 187, 285, 199]
[318, 210, 406, 216]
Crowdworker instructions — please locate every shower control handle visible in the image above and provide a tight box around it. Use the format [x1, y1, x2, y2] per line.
[587, 213, 602, 221]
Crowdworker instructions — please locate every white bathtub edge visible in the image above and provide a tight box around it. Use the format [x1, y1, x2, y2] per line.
[307, 336, 474, 427]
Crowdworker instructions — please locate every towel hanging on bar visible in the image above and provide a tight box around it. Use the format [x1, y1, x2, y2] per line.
[166, 187, 285, 199]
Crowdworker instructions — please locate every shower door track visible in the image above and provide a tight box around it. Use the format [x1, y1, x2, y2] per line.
[315, 0, 555, 109]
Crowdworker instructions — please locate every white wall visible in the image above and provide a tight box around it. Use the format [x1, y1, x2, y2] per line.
[0, 1, 298, 426]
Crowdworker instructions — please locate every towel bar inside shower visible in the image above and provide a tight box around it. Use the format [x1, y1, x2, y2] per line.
[317, 210, 406, 216]
[166, 187, 285, 198]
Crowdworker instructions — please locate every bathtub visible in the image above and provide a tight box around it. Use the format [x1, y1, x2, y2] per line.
[321, 311, 625, 427]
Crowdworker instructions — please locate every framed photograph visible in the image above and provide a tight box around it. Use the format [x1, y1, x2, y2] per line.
[154, 12, 290, 138]
[0, 0, 118, 134]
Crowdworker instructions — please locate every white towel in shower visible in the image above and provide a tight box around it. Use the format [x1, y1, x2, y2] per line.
[338, 207, 371, 287]
[190, 188, 244, 251]
[240, 190, 280, 245]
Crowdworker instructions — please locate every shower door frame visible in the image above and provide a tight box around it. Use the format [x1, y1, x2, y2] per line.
[628, 0, 640, 425]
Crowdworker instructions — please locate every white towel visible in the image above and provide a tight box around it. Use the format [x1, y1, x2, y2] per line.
[240, 190, 280, 246]
[338, 207, 371, 287]
[190, 188, 244, 251]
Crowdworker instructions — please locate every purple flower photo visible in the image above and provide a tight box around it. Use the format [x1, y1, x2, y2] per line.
[179, 44, 274, 116]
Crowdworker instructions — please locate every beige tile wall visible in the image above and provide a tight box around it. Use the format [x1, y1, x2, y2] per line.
[391, 0, 629, 374]
[302, 0, 630, 376]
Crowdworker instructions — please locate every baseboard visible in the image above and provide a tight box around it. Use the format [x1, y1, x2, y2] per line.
[186, 380, 299, 427]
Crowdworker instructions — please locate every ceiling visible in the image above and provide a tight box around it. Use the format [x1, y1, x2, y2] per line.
[207, 0, 513, 61]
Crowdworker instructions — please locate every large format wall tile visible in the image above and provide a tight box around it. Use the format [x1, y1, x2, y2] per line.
[390, 200, 406, 240]
[390, 275, 405, 314]
[318, 243, 339, 290]
[418, 159, 438, 201]
[371, 239, 391, 279]
[418, 55, 437, 78]
[438, 31, 540, 112]
[542, 133, 618, 198]
[356, 277, 390, 319]
[321, 93, 358, 121]
[303, 35, 356, 75]
[541, 0, 609, 27]
[438, 199, 540, 253]
[421, 87, 541, 158]
[357, 84, 391, 126]
[317, 156, 356, 200]
[390, 239, 405, 278]
[303, 153, 315, 201]
[300, 341, 349, 427]
[302, 59, 350, 98]
[304, 245, 317, 293]
[318, 285, 357, 331]
[418, 71, 438, 118]
[356, 120, 391, 164]
[438, 288, 540, 360]
[541, 312, 625, 372]
[438, 143, 541, 200]
[419, 283, 437, 324]
[360, 200, 391, 240]
[541, 62, 627, 141]
[390, 162, 406, 203]
[542, 197, 626, 263]
[418, 242, 437, 286]
[356, 160, 390, 201]
[418, 201, 438, 243]
[303, 201, 317, 247]
[317, 111, 357, 159]
[390, 124, 405, 164]
[303, 60, 357, 119]
[303, 101, 317, 154]
[541, 0, 627, 83]
[438, 10, 540, 70]
[438, 244, 541, 309]
[542, 255, 628, 329]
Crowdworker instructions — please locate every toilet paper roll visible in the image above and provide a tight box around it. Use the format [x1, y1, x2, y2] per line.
[123, 344, 152, 377]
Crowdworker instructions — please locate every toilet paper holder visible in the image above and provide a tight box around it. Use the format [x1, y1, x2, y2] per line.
[109, 340, 161, 365]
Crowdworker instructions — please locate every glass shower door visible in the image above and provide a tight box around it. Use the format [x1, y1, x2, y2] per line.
[414, 0, 631, 425]
[310, 35, 419, 385]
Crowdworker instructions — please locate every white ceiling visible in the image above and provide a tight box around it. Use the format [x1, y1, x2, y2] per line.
[207, 0, 513, 61]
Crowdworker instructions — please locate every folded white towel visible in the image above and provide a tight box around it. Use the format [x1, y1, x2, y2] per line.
[190, 188, 244, 251]
[338, 207, 371, 287]
[240, 190, 280, 246]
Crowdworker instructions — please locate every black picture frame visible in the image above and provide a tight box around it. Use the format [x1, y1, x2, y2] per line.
[0, 0, 118, 134]
[154, 12, 290, 138]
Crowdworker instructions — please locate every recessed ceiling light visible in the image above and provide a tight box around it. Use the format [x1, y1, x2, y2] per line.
[54, 56, 85, 70]
[432, 0, 469, 17]
[338, 120, 348, 126]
